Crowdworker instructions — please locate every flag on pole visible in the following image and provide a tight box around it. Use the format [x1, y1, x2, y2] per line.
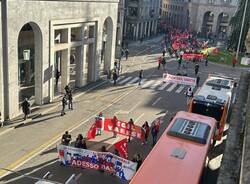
[87, 124, 96, 140]
[114, 138, 128, 159]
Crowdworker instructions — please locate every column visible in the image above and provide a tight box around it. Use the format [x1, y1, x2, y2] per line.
[61, 49, 70, 92]
[147, 21, 151, 37]
[144, 22, 147, 38]
[212, 14, 219, 35]
[140, 22, 144, 39]
[87, 43, 95, 82]
[75, 46, 85, 88]
[135, 23, 139, 40]
[154, 20, 157, 34]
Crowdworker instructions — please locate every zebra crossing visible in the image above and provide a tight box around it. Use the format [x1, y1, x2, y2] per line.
[113, 76, 193, 94]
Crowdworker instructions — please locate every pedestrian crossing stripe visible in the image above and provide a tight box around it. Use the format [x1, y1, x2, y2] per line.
[167, 83, 178, 92]
[149, 80, 163, 89]
[175, 85, 185, 93]
[158, 82, 170, 90]
[118, 76, 133, 84]
[142, 80, 155, 88]
[127, 77, 139, 84]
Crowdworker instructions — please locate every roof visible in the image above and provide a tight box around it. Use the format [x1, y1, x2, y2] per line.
[194, 75, 234, 104]
[129, 111, 216, 184]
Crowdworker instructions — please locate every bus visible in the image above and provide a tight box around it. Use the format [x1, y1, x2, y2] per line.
[188, 74, 235, 140]
[129, 111, 217, 184]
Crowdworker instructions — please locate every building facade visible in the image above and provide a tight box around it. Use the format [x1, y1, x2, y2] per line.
[160, 0, 189, 30]
[0, 0, 119, 120]
[124, 0, 161, 41]
[188, 0, 238, 39]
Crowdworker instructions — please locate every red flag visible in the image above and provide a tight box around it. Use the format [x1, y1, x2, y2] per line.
[59, 149, 64, 157]
[114, 138, 128, 159]
[87, 124, 96, 140]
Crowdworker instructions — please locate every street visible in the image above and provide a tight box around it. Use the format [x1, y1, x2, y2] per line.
[0, 36, 244, 184]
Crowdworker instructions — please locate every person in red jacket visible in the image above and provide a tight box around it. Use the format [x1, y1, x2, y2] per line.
[112, 115, 118, 138]
[142, 121, 150, 145]
[232, 54, 237, 68]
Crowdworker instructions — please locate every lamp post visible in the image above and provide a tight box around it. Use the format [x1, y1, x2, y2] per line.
[236, 0, 248, 61]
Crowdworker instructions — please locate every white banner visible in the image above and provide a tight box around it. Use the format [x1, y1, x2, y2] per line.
[163, 73, 196, 86]
[57, 145, 137, 181]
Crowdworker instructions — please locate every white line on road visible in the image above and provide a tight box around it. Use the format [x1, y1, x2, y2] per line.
[135, 113, 145, 123]
[118, 76, 133, 84]
[107, 137, 120, 150]
[142, 80, 154, 88]
[150, 80, 162, 89]
[158, 82, 170, 90]
[167, 83, 178, 92]
[175, 85, 185, 93]
[127, 77, 139, 84]
[129, 101, 141, 114]
[152, 97, 162, 106]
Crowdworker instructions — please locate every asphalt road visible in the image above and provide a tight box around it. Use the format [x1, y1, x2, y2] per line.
[0, 36, 244, 184]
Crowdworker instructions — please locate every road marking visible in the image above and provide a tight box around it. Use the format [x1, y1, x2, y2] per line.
[142, 80, 154, 88]
[135, 113, 145, 122]
[158, 82, 170, 90]
[107, 137, 120, 150]
[118, 76, 133, 84]
[176, 85, 185, 93]
[167, 83, 178, 92]
[128, 101, 141, 114]
[126, 77, 139, 85]
[0, 84, 140, 178]
[150, 80, 162, 89]
[152, 97, 162, 106]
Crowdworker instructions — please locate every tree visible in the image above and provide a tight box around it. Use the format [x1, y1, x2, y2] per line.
[228, 0, 250, 52]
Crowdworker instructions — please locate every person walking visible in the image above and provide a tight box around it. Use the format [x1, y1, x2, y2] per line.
[185, 87, 193, 105]
[178, 55, 183, 69]
[74, 134, 84, 148]
[162, 49, 166, 57]
[128, 118, 134, 142]
[138, 70, 143, 85]
[151, 122, 159, 147]
[64, 85, 70, 95]
[142, 121, 150, 145]
[232, 54, 237, 68]
[95, 112, 104, 136]
[204, 55, 208, 66]
[112, 115, 118, 138]
[125, 48, 129, 60]
[161, 57, 166, 72]
[61, 131, 72, 146]
[68, 91, 73, 110]
[55, 69, 60, 86]
[194, 63, 199, 75]
[21, 98, 30, 120]
[196, 75, 200, 87]
[61, 95, 67, 116]
[113, 71, 118, 85]
[157, 57, 162, 70]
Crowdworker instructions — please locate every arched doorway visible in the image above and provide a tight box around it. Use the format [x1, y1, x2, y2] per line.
[18, 22, 42, 105]
[101, 17, 113, 75]
[216, 13, 229, 40]
[202, 11, 214, 38]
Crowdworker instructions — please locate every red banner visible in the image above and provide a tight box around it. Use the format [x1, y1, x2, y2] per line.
[103, 118, 144, 140]
[87, 124, 96, 140]
[114, 138, 128, 159]
[183, 53, 203, 59]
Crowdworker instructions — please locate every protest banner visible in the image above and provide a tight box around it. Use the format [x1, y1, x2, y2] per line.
[114, 138, 128, 159]
[163, 73, 196, 86]
[183, 53, 203, 60]
[57, 145, 137, 181]
[103, 118, 144, 140]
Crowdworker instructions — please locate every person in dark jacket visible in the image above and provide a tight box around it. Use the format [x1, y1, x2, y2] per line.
[68, 91, 73, 110]
[151, 122, 159, 146]
[75, 134, 84, 148]
[61, 131, 71, 146]
[21, 98, 30, 120]
[113, 71, 118, 85]
[61, 95, 67, 116]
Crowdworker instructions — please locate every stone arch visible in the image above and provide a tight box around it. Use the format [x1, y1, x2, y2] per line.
[101, 16, 114, 74]
[17, 22, 43, 105]
[202, 11, 215, 37]
[216, 12, 230, 40]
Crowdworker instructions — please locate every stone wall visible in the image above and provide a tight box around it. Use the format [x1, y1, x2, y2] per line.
[217, 72, 250, 184]
[0, 1, 3, 122]
[246, 28, 250, 54]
